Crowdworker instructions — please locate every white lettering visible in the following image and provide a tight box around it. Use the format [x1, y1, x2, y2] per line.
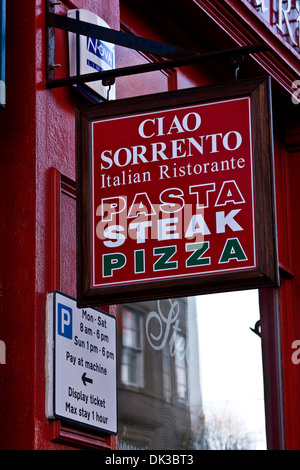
[103, 225, 126, 247]
[255, 0, 269, 12]
[114, 147, 131, 167]
[100, 129, 243, 170]
[100, 149, 113, 169]
[145, 300, 188, 360]
[97, 197, 127, 222]
[138, 118, 155, 138]
[167, 115, 184, 134]
[292, 79, 300, 105]
[223, 131, 242, 151]
[138, 112, 201, 139]
[129, 220, 152, 244]
[158, 217, 179, 240]
[171, 139, 186, 159]
[291, 340, 300, 365]
[159, 187, 185, 213]
[276, 0, 297, 45]
[128, 192, 156, 218]
[185, 214, 211, 237]
[206, 133, 223, 153]
[182, 112, 201, 132]
[216, 209, 243, 233]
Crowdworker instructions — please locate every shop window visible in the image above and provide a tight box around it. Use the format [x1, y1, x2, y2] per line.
[117, 291, 268, 450]
[175, 333, 188, 403]
[120, 309, 144, 387]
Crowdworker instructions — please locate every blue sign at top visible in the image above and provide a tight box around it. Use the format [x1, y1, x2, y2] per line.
[87, 37, 113, 67]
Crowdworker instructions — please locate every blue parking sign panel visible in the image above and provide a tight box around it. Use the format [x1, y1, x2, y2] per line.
[57, 303, 73, 339]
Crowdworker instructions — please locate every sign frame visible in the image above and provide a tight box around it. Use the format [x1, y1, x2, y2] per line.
[76, 77, 278, 307]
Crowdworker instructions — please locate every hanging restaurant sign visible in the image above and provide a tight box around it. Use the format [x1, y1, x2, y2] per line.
[245, 0, 300, 53]
[76, 77, 278, 307]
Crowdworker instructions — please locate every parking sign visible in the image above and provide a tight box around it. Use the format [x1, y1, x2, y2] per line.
[47, 291, 117, 434]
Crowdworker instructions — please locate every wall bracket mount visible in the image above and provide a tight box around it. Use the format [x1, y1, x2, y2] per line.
[46, 1, 269, 90]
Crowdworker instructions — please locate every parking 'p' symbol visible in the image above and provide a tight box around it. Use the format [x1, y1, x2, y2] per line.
[58, 303, 73, 339]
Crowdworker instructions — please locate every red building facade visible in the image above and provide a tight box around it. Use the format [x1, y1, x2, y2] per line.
[1, 0, 299, 450]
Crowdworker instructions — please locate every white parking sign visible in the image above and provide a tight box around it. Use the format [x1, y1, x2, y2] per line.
[46, 291, 117, 434]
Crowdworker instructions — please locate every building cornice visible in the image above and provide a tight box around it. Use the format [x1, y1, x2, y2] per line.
[193, 0, 300, 95]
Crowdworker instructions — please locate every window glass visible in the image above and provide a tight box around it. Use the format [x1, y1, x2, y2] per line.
[117, 290, 266, 450]
[119, 308, 144, 387]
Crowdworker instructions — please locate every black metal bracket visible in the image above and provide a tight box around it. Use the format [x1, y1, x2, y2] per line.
[46, 1, 269, 89]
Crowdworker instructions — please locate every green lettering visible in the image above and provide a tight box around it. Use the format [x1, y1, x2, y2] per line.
[219, 238, 247, 263]
[103, 253, 126, 277]
[134, 249, 145, 273]
[186, 242, 210, 267]
[153, 246, 177, 271]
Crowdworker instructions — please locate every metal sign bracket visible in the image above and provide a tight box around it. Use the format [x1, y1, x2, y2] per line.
[46, 0, 268, 90]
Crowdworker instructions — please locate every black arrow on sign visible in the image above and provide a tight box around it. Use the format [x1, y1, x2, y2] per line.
[81, 372, 93, 386]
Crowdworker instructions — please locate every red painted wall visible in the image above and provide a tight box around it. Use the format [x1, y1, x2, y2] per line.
[0, 0, 121, 450]
[278, 122, 300, 450]
[1, 1, 37, 449]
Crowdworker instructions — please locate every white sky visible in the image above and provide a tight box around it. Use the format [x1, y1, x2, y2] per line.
[196, 289, 266, 448]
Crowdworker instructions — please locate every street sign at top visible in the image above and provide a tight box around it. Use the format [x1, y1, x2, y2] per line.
[68, 9, 116, 102]
[76, 78, 278, 307]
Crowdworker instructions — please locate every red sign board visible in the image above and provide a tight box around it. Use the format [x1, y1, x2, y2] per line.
[76, 78, 278, 306]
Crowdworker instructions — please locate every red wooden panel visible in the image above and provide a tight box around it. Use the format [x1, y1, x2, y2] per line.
[49, 168, 115, 449]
